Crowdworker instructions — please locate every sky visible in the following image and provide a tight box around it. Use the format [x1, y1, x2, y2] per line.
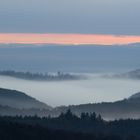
[0, 0, 139, 71]
[0, 0, 140, 45]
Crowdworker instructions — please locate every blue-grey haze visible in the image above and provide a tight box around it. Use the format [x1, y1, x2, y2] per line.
[0, 44, 140, 73]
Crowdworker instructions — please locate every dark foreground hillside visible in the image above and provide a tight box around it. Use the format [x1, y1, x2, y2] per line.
[0, 110, 139, 140]
[0, 88, 51, 110]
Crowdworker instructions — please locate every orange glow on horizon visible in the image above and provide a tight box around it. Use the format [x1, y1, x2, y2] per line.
[0, 33, 140, 45]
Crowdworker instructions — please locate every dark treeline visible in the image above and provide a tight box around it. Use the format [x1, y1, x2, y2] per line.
[0, 110, 140, 140]
[0, 70, 82, 81]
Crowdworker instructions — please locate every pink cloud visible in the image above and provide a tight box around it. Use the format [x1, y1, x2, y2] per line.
[0, 33, 140, 45]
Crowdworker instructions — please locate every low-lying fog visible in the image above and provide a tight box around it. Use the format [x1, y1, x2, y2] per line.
[0, 73, 140, 107]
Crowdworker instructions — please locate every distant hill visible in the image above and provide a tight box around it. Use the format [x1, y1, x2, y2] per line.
[129, 92, 140, 99]
[113, 69, 140, 80]
[0, 88, 52, 110]
[126, 69, 140, 79]
[0, 70, 83, 81]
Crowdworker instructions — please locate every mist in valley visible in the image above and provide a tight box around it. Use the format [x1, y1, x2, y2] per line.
[0, 73, 140, 107]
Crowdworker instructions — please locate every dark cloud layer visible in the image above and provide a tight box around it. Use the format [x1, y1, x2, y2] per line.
[0, 0, 139, 34]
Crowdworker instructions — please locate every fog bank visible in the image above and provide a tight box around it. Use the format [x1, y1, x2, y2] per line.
[0, 73, 140, 107]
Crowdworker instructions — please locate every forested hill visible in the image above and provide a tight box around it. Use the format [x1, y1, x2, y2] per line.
[0, 88, 51, 110]
[1, 87, 140, 120]
[53, 93, 140, 120]
[112, 69, 140, 80]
